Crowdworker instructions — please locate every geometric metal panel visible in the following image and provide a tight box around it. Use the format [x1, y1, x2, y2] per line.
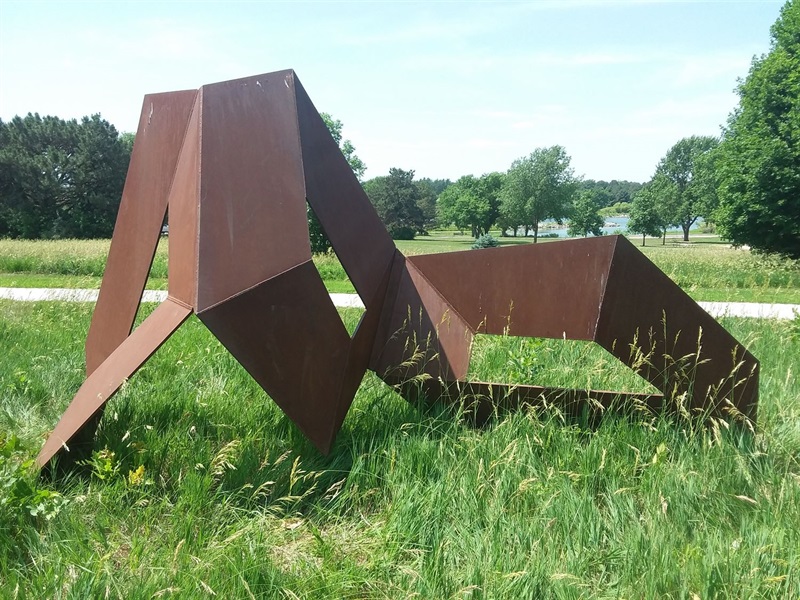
[37, 69, 759, 469]
[85, 90, 197, 375]
[39, 298, 191, 466]
[196, 73, 312, 312]
[197, 261, 351, 453]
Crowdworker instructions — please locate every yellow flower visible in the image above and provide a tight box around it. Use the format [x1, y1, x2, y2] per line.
[128, 465, 146, 486]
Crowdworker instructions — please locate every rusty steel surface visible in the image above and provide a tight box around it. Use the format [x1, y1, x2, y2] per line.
[167, 91, 202, 308]
[595, 237, 760, 419]
[85, 90, 197, 375]
[197, 73, 312, 312]
[38, 299, 191, 466]
[198, 260, 352, 452]
[371, 255, 474, 384]
[295, 80, 396, 302]
[37, 69, 759, 470]
[407, 237, 618, 340]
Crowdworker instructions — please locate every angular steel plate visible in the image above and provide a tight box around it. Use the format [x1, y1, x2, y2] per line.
[38, 70, 759, 470]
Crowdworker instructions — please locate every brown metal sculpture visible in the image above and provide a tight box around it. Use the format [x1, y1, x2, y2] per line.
[37, 70, 759, 468]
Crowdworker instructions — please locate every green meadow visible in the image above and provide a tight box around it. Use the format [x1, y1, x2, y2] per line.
[1, 301, 798, 598]
[0, 235, 799, 598]
[1, 234, 799, 303]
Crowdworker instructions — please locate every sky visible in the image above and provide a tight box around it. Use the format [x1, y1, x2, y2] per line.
[0, 0, 785, 183]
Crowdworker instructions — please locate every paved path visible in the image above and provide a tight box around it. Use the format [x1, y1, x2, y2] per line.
[0, 287, 366, 309]
[0, 287, 797, 320]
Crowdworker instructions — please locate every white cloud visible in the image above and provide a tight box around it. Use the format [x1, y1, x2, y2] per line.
[670, 53, 754, 87]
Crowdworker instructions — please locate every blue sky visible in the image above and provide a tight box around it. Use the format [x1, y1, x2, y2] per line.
[0, 1, 784, 182]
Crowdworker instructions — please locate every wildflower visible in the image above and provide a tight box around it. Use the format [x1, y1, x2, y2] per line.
[128, 465, 146, 486]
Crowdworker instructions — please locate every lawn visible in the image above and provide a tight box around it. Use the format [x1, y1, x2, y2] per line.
[1, 234, 799, 303]
[0, 238, 169, 292]
[1, 299, 798, 597]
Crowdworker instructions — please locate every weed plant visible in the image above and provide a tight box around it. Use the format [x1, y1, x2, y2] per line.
[0, 299, 798, 597]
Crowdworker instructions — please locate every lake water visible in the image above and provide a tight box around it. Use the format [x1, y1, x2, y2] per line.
[526, 217, 701, 238]
[522, 217, 629, 238]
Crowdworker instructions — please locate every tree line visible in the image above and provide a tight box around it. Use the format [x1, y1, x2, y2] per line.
[360, 150, 643, 244]
[628, 0, 799, 258]
[0, 114, 132, 239]
[361, 1, 798, 258]
[0, 113, 690, 247]
[1, 2, 796, 258]
[356, 0, 794, 257]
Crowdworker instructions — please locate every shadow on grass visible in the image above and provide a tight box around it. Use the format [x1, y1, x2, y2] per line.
[41, 364, 757, 513]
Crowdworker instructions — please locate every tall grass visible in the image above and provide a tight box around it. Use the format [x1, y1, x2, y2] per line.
[640, 244, 800, 303]
[0, 238, 167, 279]
[469, 335, 659, 394]
[312, 251, 356, 294]
[1, 300, 798, 597]
[2, 237, 799, 303]
[0, 239, 357, 294]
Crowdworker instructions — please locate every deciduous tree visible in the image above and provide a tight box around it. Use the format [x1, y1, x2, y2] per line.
[363, 168, 425, 239]
[715, 0, 800, 258]
[499, 146, 577, 242]
[628, 176, 672, 246]
[308, 113, 367, 252]
[654, 135, 719, 242]
[580, 179, 643, 207]
[437, 172, 503, 238]
[416, 177, 452, 232]
[320, 113, 366, 181]
[567, 190, 604, 237]
[417, 177, 452, 197]
[414, 179, 439, 232]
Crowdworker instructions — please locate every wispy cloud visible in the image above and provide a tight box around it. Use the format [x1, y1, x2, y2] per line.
[670, 53, 754, 87]
[93, 19, 224, 61]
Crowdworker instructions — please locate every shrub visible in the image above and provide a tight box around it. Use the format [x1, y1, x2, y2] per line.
[389, 226, 416, 240]
[0, 434, 67, 532]
[471, 234, 500, 249]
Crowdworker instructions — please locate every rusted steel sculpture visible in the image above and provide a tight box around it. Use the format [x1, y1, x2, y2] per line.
[37, 70, 759, 468]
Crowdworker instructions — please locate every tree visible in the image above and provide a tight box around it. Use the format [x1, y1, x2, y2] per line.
[308, 113, 367, 252]
[320, 113, 366, 180]
[363, 168, 425, 239]
[599, 201, 632, 218]
[414, 179, 441, 232]
[473, 172, 504, 235]
[0, 113, 130, 239]
[715, 0, 800, 258]
[415, 178, 452, 232]
[120, 132, 135, 155]
[497, 180, 530, 237]
[653, 135, 719, 242]
[580, 179, 643, 207]
[436, 172, 503, 238]
[567, 190, 604, 237]
[499, 146, 578, 242]
[417, 177, 452, 197]
[628, 176, 673, 246]
[64, 115, 132, 237]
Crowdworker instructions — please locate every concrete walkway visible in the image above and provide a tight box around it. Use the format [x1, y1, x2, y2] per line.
[0, 287, 797, 320]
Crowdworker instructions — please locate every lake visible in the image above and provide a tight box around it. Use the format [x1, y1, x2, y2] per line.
[525, 217, 630, 238]
[528, 217, 702, 238]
